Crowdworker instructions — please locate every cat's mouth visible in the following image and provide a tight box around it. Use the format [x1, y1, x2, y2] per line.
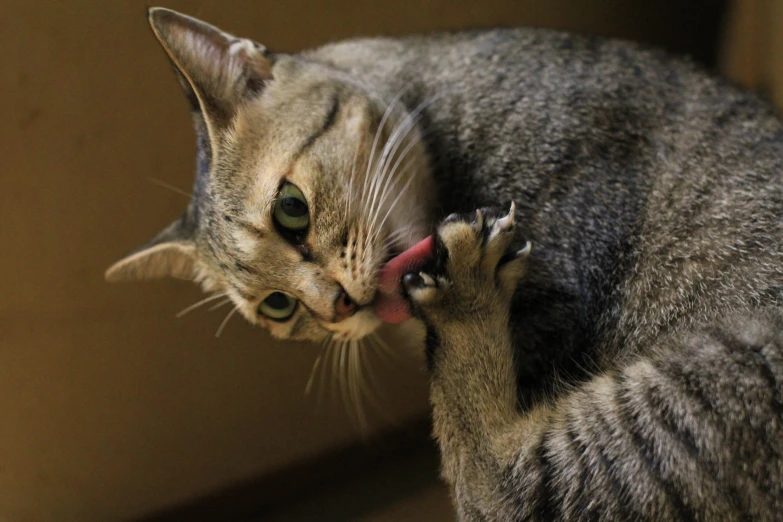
[373, 235, 435, 324]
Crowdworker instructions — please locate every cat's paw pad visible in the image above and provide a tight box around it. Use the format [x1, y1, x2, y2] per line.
[405, 202, 530, 318]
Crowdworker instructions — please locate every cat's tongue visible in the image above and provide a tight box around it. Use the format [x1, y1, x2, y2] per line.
[374, 235, 435, 324]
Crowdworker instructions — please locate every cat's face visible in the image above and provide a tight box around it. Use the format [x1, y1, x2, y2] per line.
[106, 8, 434, 342]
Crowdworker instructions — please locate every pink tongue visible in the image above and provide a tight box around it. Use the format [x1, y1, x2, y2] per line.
[374, 235, 435, 324]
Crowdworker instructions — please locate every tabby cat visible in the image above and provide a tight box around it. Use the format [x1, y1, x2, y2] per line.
[107, 8, 783, 520]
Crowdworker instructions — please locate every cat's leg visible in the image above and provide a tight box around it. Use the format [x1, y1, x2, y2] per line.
[404, 204, 533, 520]
[405, 204, 783, 522]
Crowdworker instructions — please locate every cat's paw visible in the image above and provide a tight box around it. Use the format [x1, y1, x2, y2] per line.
[404, 203, 530, 323]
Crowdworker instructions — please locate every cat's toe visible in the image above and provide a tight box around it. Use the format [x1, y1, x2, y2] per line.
[404, 271, 443, 306]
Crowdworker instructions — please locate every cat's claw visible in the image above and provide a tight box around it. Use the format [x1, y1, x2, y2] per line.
[495, 201, 516, 232]
[404, 202, 530, 320]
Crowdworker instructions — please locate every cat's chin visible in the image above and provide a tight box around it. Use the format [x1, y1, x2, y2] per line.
[323, 308, 384, 341]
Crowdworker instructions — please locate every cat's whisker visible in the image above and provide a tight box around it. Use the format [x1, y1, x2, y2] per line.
[176, 292, 229, 317]
[383, 222, 421, 250]
[364, 104, 423, 240]
[361, 84, 411, 216]
[366, 100, 431, 229]
[367, 132, 429, 247]
[369, 332, 396, 364]
[373, 125, 433, 220]
[370, 92, 442, 202]
[305, 336, 331, 398]
[208, 297, 233, 311]
[354, 338, 389, 428]
[304, 353, 323, 397]
[149, 177, 192, 199]
[348, 340, 369, 433]
[322, 337, 339, 405]
[214, 305, 239, 338]
[361, 85, 420, 241]
[338, 340, 352, 418]
[369, 157, 421, 246]
[365, 97, 441, 250]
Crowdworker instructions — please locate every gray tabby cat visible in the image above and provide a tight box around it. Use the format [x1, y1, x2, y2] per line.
[107, 8, 783, 520]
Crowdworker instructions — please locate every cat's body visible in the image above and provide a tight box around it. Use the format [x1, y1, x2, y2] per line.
[108, 10, 783, 520]
[313, 30, 783, 403]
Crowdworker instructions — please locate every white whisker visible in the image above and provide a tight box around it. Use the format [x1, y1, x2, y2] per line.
[149, 177, 192, 199]
[176, 292, 228, 317]
[362, 84, 411, 213]
[215, 306, 239, 337]
[367, 131, 429, 246]
[208, 297, 233, 311]
[305, 336, 330, 397]
[365, 95, 443, 251]
[349, 340, 368, 432]
[369, 157, 421, 246]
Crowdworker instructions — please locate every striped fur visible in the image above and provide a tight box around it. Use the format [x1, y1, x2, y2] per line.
[408, 210, 783, 521]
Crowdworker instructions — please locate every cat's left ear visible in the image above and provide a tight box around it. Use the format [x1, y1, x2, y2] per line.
[147, 7, 274, 129]
[105, 217, 197, 282]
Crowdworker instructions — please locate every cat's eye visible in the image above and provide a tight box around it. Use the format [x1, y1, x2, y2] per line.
[274, 183, 309, 232]
[258, 292, 297, 321]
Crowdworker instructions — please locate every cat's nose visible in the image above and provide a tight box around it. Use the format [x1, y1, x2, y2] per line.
[334, 288, 358, 322]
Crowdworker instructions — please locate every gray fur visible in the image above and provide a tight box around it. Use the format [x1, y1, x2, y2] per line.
[407, 208, 783, 521]
[107, 9, 783, 519]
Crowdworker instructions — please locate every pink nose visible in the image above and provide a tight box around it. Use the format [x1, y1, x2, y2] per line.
[334, 290, 357, 322]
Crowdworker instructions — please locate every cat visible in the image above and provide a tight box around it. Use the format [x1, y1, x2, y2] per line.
[106, 7, 783, 520]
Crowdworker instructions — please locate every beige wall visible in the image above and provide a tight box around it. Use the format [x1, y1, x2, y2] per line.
[0, 1, 725, 521]
[722, 0, 783, 109]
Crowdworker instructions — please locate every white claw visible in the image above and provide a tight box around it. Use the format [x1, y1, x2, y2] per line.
[419, 272, 436, 287]
[516, 241, 532, 259]
[475, 209, 484, 230]
[496, 201, 517, 231]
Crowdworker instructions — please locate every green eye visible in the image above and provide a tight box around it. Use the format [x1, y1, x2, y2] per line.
[274, 183, 309, 232]
[258, 292, 297, 321]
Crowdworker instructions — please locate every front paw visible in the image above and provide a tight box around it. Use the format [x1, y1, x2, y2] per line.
[404, 203, 530, 323]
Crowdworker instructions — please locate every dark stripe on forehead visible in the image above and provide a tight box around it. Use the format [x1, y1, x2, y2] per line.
[294, 95, 340, 159]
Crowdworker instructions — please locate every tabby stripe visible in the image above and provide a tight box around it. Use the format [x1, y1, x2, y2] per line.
[561, 416, 589, 521]
[529, 430, 560, 522]
[705, 328, 783, 459]
[614, 376, 698, 522]
[583, 400, 641, 522]
[234, 261, 257, 274]
[643, 382, 747, 519]
[564, 417, 603, 522]
[711, 326, 783, 419]
[753, 345, 783, 417]
[294, 95, 340, 158]
[590, 399, 651, 522]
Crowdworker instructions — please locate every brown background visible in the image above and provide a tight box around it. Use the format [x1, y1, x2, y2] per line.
[0, 1, 736, 521]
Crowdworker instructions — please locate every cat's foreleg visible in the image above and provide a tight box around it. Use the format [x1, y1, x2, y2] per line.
[405, 205, 783, 521]
[403, 204, 533, 519]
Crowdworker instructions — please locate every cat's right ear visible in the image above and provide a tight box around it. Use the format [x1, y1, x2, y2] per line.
[105, 218, 197, 282]
[147, 7, 273, 130]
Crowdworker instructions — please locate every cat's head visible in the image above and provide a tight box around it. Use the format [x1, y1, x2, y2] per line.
[106, 8, 434, 342]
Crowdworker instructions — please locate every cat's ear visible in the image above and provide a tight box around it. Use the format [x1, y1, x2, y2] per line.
[105, 218, 197, 282]
[147, 7, 273, 128]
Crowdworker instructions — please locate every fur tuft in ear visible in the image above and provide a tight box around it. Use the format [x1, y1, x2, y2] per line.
[105, 218, 197, 282]
[147, 7, 273, 127]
